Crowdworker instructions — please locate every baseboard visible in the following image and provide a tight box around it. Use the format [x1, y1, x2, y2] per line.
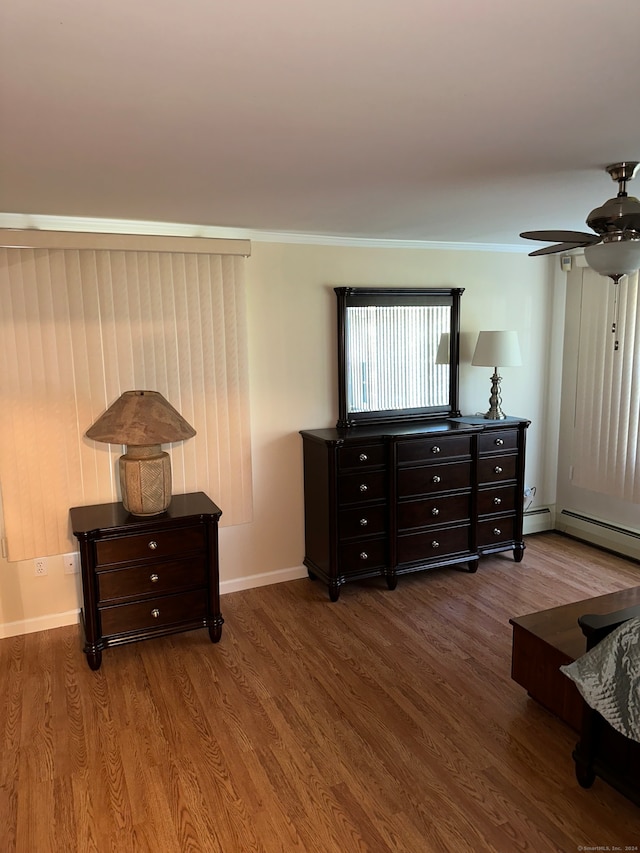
[523, 505, 554, 535]
[220, 565, 308, 595]
[556, 509, 640, 562]
[0, 609, 80, 640]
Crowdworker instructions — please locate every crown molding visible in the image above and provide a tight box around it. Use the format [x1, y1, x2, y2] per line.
[0, 212, 529, 253]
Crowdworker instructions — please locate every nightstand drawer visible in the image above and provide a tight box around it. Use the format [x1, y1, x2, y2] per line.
[94, 525, 206, 567]
[99, 589, 208, 638]
[97, 556, 207, 603]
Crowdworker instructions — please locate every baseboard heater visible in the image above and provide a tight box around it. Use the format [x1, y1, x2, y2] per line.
[523, 506, 552, 535]
[557, 509, 640, 562]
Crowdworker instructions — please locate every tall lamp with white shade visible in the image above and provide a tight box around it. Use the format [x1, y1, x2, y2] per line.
[472, 331, 522, 420]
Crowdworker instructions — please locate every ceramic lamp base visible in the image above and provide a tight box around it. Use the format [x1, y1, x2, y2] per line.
[119, 444, 172, 515]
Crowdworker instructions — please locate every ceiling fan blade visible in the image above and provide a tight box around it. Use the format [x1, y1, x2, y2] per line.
[520, 230, 600, 244]
[528, 241, 597, 257]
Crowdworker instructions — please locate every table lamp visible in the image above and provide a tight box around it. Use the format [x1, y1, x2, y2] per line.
[471, 331, 522, 420]
[86, 390, 196, 516]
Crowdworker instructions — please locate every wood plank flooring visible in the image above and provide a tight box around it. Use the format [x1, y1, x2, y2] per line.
[2, 531, 640, 852]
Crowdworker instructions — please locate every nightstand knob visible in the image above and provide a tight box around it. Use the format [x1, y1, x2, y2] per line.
[493, 497, 502, 506]
[431, 540, 440, 549]
[359, 551, 368, 560]
[495, 438, 504, 446]
[431, 507, 440, 516]
[359, 518, 368, 526]
[359, 453, 368, 462]
[494, 466, 503, 475]
[493, 528, 501, 536]
[148, 540, 158, 550]
[359, 483, 368, 492]
[432, 475, 441, 484]
[151, 608, 160, 618]
[431, 446, 440, 454]
[150, 573, 159, 583]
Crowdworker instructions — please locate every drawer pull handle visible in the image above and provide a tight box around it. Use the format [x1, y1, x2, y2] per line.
[150, 573, 159, 583]
[359, 453, 368, 462]
[359, 518, 368, 526]
[493, 497, 502, 506]
[494, 466, 503, 474]
[431, 540, 440, 549]
[432, 475, 441, 484]
[431, 446, 440, 454]
[359, 551, 368, 560]
[493, 528, 501, 536]
[359, 483, 368, 492]
[495, 438, 504, 446]
[148, 540, 158, 550]
[151, 608, 160, 618]
[431, 507, 440, 516]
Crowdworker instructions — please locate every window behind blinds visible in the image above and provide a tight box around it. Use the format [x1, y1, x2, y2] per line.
[0, 247, 252, 562]
[572, 268, 640, 501]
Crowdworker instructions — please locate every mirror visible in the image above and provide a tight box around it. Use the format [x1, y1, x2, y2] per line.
[336, 287, 463, 428]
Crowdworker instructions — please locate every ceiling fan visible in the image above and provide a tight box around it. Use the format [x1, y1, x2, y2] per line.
[520, 161, 640, 282]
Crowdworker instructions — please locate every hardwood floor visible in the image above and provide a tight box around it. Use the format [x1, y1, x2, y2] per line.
[2, 531, 640, 852]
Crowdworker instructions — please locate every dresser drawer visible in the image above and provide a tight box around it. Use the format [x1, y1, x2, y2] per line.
[477, 485, 518, 517]
[97, 556, 207, 604]
[339, 538, 387, 573]
[396, 434, 472, 465]
[99, 589, 208, 638]
[397, 493, 470, 531]
[478, 429, 519, 455]
[339, 504, 387, 539]
[477, 455, 517, 485]
[338, 471, 386, 505]
[477, 516, 515, 547]
[397, 525, 471, 564]
[397, 461, 471, 498]
[94, 525, 206, 567]
[337, 442, 385, 470]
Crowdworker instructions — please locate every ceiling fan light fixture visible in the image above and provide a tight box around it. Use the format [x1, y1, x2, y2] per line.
[583, 238, 640, 279]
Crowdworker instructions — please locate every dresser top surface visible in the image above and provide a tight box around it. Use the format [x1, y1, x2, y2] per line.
[300, 416, 529, 444]
[70, 491, 222, 536]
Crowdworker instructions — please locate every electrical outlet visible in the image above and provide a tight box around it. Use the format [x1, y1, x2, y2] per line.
[34, 557, 48, 576]
[63, 553, 79, 574]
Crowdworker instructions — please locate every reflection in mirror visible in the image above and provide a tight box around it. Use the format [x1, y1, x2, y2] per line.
[336, 287, 463, 428]
[346, 304, 451, 413]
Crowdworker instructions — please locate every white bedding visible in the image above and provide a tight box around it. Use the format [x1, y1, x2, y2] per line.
[560, 616, 640, 744]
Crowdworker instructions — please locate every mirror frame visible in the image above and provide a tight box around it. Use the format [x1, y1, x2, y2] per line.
[335, 286, 463, 428]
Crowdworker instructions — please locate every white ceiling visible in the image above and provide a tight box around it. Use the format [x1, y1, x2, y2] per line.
[2, 0, 640, 249]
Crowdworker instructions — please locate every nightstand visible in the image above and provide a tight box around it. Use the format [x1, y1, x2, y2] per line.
[70, 491, 223, 670]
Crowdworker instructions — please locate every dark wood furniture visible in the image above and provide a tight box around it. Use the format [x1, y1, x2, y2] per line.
[300, 416, 528, 600]
[71, 491, 223, 670]
[571, 601, 640, 805]
[510, 585, 640, 730]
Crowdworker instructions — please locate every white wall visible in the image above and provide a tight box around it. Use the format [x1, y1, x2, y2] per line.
[0, 239, 558, 636]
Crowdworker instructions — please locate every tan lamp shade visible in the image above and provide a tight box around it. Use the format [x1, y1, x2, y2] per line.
[86, 391, 196, 516]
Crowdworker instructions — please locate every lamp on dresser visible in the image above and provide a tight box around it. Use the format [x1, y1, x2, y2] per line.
[86, 390, 196, 516]
[472, 330, 522, 420]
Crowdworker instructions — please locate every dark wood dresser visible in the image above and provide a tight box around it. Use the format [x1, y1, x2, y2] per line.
[70, 491, 223, 669]
[300, 416, 529, 600]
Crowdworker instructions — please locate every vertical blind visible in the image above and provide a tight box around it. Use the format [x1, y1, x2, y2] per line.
[572, 268, 640, 501]
[0, 247, 252, 562]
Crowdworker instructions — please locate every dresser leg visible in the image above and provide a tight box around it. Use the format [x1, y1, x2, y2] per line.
[85, 649, 102, 671]
[385, 573, 397, 590]
[208, 617, 224, 643]
[513, 544, 525, 563]
[329, 582, 341, 602]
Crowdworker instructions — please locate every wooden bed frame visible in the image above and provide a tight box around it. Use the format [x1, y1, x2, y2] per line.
[572, 603, 640, 806]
